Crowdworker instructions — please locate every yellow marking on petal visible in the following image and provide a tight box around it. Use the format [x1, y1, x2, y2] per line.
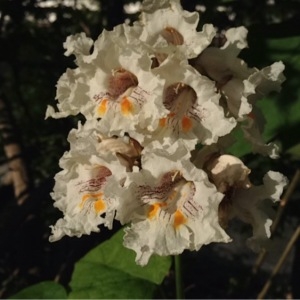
[159, 117, 167, 127]
[181, 116, 193, 132]
[148, 202, 167, 219]
[173, 210, 187, 228]
[97, 99, 108, 116]
[94, 198, 106, 213]
[80, 192, 103, 208]
[121, 97, 134, 115]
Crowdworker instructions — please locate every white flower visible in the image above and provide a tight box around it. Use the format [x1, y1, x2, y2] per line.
[49, 121, 128, 242]
[113, 143, 230, 266]
[49, 157, 124, 241]
[203, 154, 287, 250]
[147, 56, 236, 149]
[129, 0, 216, 59]
[192, 27, 285, 120]
[46, 26, 167, 134]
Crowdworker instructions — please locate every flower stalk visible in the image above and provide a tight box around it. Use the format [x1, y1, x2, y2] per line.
[174, 255, 184, 299]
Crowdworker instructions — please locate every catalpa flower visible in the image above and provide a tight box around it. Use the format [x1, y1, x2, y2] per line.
[49, 121, 129, 242]
[128, 0, 216, 60]
[47, 26, 167, 135]
[46, 0, 288, 267]
[113, 142, 230, 266]
[49, 153, 125, 242]
[147, 56, 236, 149]
[192, 27, 285, 120]
[204, 154, 287, 250]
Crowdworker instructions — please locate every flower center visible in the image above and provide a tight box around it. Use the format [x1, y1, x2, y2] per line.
[96, 68, 145, 117]
[139, 170, 200, 229]
[77, 165, 112, 214]
[108, 68, 138, 99]
[160, 83, 197, 132]
[160, 27, 184, 46]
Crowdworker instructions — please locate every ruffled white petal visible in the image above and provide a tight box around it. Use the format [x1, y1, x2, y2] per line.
[49, 121, 128, 242]
[45, 68, 90, 119]
[63, 32, 94, 64]
[148, 56, 236, 149]
[114, 144, 230, 266]
[134, 0, 216, 59]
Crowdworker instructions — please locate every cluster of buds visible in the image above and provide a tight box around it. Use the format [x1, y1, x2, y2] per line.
[46, 0, 287, 266]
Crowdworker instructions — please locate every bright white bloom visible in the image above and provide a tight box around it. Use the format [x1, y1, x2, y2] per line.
[129, 0, 216, 59]
[113, 143, 230, 266]
[47, 0, 287, 266]
[46, 26, 167, 135]
[146, 55, 236, 149]
[49, 154, 125, 241]
[49, 121, 129, 242]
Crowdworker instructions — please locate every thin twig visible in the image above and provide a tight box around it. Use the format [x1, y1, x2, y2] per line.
[257, 226, 300, 299]
[252, 169, 300, 274]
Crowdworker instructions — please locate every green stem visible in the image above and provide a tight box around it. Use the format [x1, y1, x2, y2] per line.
[174, 255, 184, 299]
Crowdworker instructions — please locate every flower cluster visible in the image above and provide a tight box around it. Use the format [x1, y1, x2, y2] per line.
[47, 0, 287, 266]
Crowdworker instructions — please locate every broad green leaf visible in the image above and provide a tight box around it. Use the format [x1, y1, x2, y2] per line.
[69, 229, 172, 299]
[285, 143, 300, 160]
[9, 281, 67, 299]
[69, 259, 156, 299]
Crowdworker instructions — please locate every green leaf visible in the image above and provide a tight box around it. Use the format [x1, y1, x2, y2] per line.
[9, 281, 67, 299]
[286, 143, 300, 160]
[69, 229, 172, 299]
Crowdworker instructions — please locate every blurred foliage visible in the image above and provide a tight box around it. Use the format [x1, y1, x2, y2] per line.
[9, 281, 67, 299]
[0, 0, 300, 299]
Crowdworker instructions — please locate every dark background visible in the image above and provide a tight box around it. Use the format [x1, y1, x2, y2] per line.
[0, 0, 300, 298]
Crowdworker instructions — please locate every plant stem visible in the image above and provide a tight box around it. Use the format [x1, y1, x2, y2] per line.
[174, 255, 184, 299]
[257, 226, 300, 299]
[252, 169, 300, 274]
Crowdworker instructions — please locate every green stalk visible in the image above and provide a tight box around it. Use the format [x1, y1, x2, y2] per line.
[174, 255, 184, 299]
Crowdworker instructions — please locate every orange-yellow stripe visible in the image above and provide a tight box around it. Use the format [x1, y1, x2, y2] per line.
[173, 210, 186, 228]
[97, 99, 108, 116]
[121, 97, 134, 115]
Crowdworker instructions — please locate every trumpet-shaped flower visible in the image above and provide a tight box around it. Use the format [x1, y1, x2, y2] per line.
[204, 154, 287, 250]
[113, 143, 230, 266]
[128, 0, 216, 60]
[192, 27, 285, 120]
[46, 26, 167, 135]
[49, 121, 129, 242]
[147, 56, 236, 149]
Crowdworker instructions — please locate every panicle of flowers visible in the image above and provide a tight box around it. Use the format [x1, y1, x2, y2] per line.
[46, 0, 288, 266]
